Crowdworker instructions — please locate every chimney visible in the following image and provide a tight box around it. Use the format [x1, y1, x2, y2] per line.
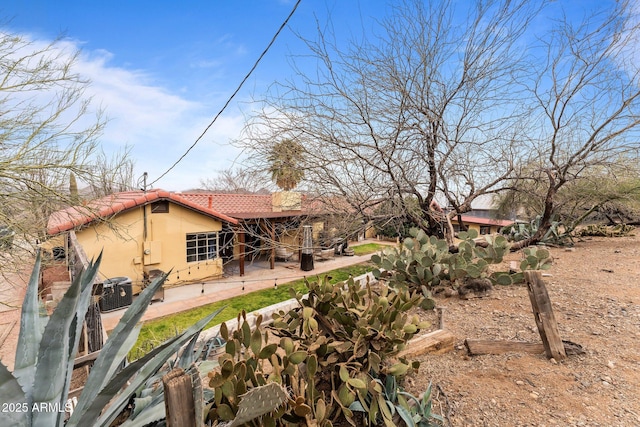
[272, 191, 301, 212]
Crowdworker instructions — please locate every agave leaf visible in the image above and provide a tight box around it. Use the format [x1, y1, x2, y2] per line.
[394, 403, 416, 427]
[129, 395, 154, 419]
[67, 272, 169, 426]
[0, 361, 28, 427]
[397, 391, 420, 406]
[120, 401, 166, 427]
[57, 257, 101, 425]
[349, 401, 366, 412]
[31, 254, 100, 427]
[128, 391, 165, 422]
[74, 308, 222, 427]
[178, 332, 203, 369]
[82, 336, 181, 426]
[13, 251, 48, 398]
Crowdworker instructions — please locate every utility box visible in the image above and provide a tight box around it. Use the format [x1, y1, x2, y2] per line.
[143, 241, 162, 265]
[99, 277, 133, 312]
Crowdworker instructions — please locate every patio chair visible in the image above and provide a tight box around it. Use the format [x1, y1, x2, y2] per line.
[314, 248, 334, 261]
[275, 246, 294, 261]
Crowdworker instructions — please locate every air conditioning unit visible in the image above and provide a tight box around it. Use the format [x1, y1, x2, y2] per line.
[99, 277, 133, 312]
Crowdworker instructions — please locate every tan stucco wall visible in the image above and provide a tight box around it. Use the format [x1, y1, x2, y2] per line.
[451, 221, 500, 235]
[312, 221, 324, 240]
[272, 191, 302, 212]
[75, 203, 224, 293]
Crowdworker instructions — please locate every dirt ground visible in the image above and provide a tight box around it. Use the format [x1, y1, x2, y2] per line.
[407, 234, 640, 427]
[0, 269, 28, 370]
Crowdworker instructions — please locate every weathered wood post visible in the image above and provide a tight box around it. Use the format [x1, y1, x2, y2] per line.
[163, 367, 197, 427]
[524, 271, 566, 360]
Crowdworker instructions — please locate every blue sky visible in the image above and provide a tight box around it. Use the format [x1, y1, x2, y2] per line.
[2, 0, 388, 190]
[0, 0, 625, 191]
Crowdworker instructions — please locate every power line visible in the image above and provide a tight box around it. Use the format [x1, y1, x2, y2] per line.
[150, 0, 302, 187]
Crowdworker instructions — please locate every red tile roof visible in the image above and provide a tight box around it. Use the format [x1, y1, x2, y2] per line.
[181, 193, 272, 216]
[47, 189, 513, 237]
[458, 215, 513, 227]
[179, 193, 318, 219]
[47, 190, 238, 235]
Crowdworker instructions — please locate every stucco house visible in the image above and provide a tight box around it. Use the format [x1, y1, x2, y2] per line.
[451, 214, 513, 235]
[46, 189, 333, 293]
[449, 194, 515, 235]
[47, 190, 240, 294]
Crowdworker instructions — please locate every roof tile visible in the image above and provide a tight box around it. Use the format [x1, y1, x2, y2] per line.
[459, 215, 513, 227]
[180, 193, 317, 218]
[47, 190, 238, 235]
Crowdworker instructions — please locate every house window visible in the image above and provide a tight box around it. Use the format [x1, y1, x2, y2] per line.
[453, 224, 462, 233]
[186, 232, 219, 262]
[151, 201, 169, 213]
[479, 226, 491, 235]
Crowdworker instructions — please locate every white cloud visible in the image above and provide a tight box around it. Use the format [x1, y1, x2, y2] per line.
[70, 41, 248, 190]
[2, 30, 256, 191]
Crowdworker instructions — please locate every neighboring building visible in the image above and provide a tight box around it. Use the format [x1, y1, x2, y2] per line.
[449, 194, 515, 235]
[451, 215, 513, 235]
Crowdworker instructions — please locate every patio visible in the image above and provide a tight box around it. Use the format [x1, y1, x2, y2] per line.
[100, 239, 392, 331]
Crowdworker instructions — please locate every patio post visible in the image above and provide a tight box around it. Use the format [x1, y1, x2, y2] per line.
[270, 219, 275, 270]
[238, 229, 245, 276]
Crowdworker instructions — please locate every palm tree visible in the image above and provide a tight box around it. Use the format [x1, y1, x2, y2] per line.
[267, 139, 305, 191]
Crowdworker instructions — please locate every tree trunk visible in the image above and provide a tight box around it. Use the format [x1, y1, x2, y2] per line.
[510, 170, 559, 251]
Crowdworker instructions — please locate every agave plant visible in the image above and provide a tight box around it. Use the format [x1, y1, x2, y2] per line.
[501, 215, 571, 245]
[0, 251, 220, 427]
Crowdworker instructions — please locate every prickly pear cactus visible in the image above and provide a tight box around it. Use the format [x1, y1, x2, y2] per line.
[372, 228, 510, 293]
[228, 382, 289, 427]
[270, 275, 428, 424]
[491, 246, 553, 286]
[520, 247, 552, 271]
[372, 227, 555, 292]
[206, 274, 431, 427]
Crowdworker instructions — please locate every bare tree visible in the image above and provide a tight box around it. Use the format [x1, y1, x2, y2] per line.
[238, 0, 544, 244]
[199, 167, 272, 194]
[87, 145, 137, 198]
[508, 0, 640, 247]
[0, 31, 105, 267]
[497, 157, 640, 232]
